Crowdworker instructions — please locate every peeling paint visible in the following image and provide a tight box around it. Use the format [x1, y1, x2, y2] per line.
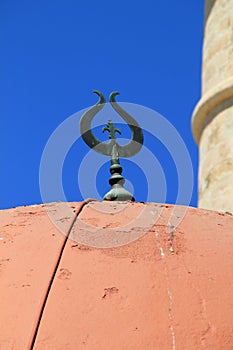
[155, 227, 176, 350]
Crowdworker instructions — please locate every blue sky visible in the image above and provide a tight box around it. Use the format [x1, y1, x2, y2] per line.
[0, 1, 204, 209]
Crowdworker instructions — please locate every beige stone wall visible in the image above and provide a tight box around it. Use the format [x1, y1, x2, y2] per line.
[202, 0, 233, 94]
[192, 0, 233, 212]
[198, 102, 233, 211]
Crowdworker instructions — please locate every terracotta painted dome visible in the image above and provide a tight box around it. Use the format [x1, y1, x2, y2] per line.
[1, 201, 233, 349]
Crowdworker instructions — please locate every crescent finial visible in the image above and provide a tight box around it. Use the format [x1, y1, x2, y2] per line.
[80, 90, 144, 201]
[80, 90, 143, 157]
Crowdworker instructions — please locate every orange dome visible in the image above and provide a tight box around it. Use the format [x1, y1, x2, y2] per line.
[1, 201, 233, 349]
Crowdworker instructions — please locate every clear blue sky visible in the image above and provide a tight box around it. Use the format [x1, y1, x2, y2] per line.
[0, 0, 204, 209]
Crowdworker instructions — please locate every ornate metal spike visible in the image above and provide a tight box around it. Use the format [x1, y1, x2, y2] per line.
[80, 91, 143, 201]
[102, 120, 122, 140]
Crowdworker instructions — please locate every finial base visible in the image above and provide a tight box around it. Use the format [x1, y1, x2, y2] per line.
[103, 183, 135, 201]
[103, 156, 135, 201]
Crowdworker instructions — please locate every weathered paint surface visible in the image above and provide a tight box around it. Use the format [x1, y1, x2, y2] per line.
[0, 202, 80, 350]
[0, 201, 233, 349]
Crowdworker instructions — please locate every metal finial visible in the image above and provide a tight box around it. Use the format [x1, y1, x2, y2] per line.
[80, 91, 143, 201]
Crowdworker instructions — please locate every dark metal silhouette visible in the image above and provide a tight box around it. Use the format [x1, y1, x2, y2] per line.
[80, 91, 144, 201]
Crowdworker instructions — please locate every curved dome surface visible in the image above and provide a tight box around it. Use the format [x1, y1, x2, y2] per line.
[0, 201, 233, 349]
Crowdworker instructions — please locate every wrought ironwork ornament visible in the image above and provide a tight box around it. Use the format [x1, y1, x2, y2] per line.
[80, 91, 144, 201]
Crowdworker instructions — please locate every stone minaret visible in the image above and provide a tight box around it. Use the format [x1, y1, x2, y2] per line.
[192, 0, 233, 212]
